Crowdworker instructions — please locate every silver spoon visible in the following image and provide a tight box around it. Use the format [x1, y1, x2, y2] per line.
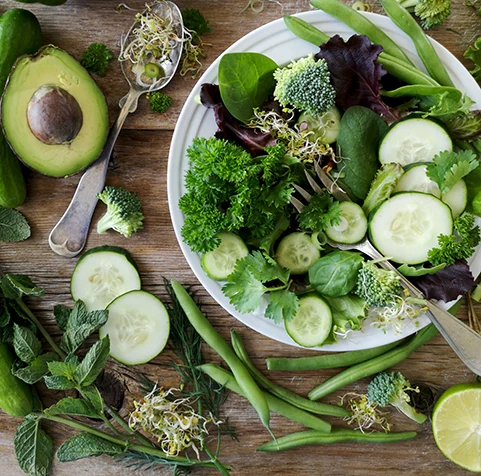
[49, 1, 184, 257]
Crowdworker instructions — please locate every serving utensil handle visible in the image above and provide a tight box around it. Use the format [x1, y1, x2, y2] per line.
[48, 89, 141, 258]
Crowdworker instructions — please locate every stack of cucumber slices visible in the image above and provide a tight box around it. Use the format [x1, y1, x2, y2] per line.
[71, 246, 170, 365]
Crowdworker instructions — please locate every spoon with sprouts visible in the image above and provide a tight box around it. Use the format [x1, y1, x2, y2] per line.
[49, 1, 183, 257]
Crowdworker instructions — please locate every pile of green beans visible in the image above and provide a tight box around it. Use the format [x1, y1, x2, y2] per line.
[257, 428, 417, 452]
[266, 340, 402, 371]
[198, 364, 331, 433]
[230, 330, 349, 418]
[283, 15, 439, 87]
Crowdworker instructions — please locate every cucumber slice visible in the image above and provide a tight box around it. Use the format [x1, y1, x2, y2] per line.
[379, 118, 452, 167]
[442, 179, 467, 219]
[285, 295, 332, 347]
[297, 106, 341, 144]
[369, 192, 453, 265]
[201, 233, 248, 281]
[325, 202, 367, 244]
[99, 290, 169, 365]
[275, 232, 321, 275]
[394, 164, 441, 198]
[71, 246, 141, 311]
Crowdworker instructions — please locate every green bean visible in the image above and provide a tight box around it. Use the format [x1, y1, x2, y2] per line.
[284, 15, 439, 87]
[170, 281, 271, 434]
[310, 0, 414, 66]
[380, 0, 454, 87]
[308, 324, 438, 400]
[198, 364, 331, 433]
[256, 428, 417, 452]
[266, 340, 402, 371]
[382, 85, 459, 98]
[230, 330, 349, 418]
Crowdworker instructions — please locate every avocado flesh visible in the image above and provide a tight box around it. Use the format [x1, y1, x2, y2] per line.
[1, 46, 109, 177]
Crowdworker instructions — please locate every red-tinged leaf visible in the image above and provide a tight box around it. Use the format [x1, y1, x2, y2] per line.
[315, 35, 399, 123]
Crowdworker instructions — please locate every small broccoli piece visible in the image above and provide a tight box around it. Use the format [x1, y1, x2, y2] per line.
[147, 92, 173, 114]
[367, 371, 427, 424]
[81, 43, 114, 76]
[182, 8, 211, 40]
[354, 261, 402, 307]
[397, 0, 451, 29]
[97, 186, 144, 238]
[274, 53, 336, 116]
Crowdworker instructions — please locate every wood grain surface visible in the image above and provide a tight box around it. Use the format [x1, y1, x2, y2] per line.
[0, 0, 480, 475]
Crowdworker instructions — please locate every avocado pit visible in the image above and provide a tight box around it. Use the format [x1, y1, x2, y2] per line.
[27, 84, 83, 145]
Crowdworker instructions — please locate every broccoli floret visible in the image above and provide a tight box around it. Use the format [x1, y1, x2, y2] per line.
[97, 186, 144, 238]
[147, 92, 173, 114]
[397, 0, 451, 29]
[273, 53, 336, 116]
[354, 261, 402, 307]
[367, 371, 427, 424]
[81, 43, 114, 76]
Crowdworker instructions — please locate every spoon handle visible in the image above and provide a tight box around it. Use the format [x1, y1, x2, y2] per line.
[49, 89, 141, 258]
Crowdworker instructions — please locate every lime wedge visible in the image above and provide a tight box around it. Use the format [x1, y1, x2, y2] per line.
[432, 382, 481, 472]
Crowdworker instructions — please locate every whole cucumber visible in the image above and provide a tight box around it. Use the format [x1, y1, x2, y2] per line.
[0, 9, 42, 207]
[0, 342, 33, 417]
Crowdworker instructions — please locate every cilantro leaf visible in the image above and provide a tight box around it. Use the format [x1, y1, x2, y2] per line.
[265, 289, 298, 324]
[299, 193, 341, 232]
[426, 150, 479, 194]
[0, 207, 30, 242]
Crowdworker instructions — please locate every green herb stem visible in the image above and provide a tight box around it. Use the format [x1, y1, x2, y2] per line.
[16, 299, 66, 359]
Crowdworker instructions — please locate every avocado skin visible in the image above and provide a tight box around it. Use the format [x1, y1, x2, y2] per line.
[15, 0, 67, 5]
[0, 9, 42, 207]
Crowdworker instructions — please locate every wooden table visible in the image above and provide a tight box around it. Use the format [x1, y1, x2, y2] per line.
[1, 0, 480, 474]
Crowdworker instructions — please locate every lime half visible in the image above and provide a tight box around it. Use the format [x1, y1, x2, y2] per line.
[432, 382, 481, 472]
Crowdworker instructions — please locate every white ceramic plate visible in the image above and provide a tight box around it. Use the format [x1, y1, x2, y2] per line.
[168, 10, 481, 351]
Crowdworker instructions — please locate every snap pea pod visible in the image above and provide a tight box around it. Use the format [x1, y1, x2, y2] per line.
[310, 0, 414, 66]
[308, 324, 438, 400]
[230, 330, 349, 418]
[170, 281, 271, 434]
[257, 428, 417, 452]
[379, 0, 454, 87]
[284, 15, 438, 87]
[266, 340, 402, 371]
[198, 364, 331, 433]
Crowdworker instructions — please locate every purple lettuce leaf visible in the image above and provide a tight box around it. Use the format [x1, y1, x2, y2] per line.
[412, 259, 474, 302]
[315, 35, 400, 123]
[200, 84, 276, 156]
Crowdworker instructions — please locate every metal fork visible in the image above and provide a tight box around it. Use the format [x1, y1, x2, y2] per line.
[293, 161, 481, 376]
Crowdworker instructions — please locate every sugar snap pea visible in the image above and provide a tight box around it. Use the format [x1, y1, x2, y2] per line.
[257, 428, 417, 452]
[170, 281, 271, 434]
[308, 324, 438, 400]
[310, 0, 414, 66]
[284, 15, 439, 87]
[230, 330, 349, 418]
[266, 340, 402, 371]
[198, 364, 331, 433]
[379, 0, 454, 87]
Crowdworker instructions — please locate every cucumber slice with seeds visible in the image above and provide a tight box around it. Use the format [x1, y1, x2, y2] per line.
[99, 290, 170, 365]
[71, 246, 141, 311]
[275, 232, 321, 275]
[285, 295, 332, 347]
[325, 202, 367, 244]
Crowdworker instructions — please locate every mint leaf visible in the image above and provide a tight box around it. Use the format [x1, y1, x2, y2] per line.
[13, 352, 58, 384]
[74, 337, 110, 387]
[0, 207, 30, 242]
[56, 433, 124, 462]
[47, 359, 78, 380]
[44, 397, 101, 419]
[427, 150, 479, 194]
[1, 274, 44, 299]
[14, 415, 53, 476]
[13, 324, 42, 363]
[265, 289, 298, 323]
[80, 385, 105, 415]
[60, 300, 108, 354]
[0, 300, 12, 328]
[53, 304, 70, 332]
[44, 375, 76, 390]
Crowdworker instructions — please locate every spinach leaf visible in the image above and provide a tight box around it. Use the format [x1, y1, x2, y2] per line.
[56, 433, 124, 462]
[14, 414, 53, 476]
[464, 161, 481, 216]
[336, 106, 388, 200]
[308, 251, 364, 297]
[219, 52, 277, 123]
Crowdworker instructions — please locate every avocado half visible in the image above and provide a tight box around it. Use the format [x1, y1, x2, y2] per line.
[1, 45, 109, 177]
